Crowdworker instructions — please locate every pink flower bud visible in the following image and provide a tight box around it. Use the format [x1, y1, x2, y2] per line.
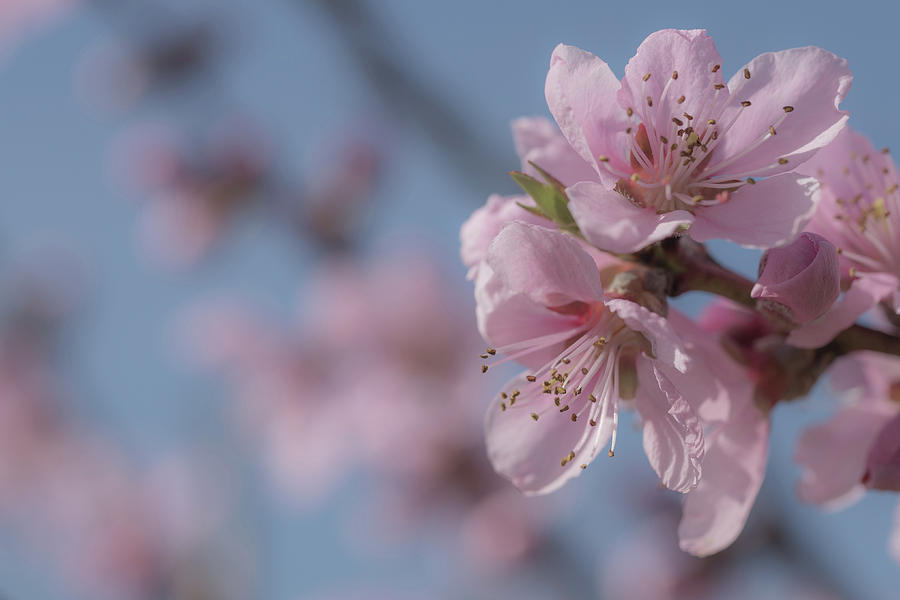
[750, 232, 840, 325]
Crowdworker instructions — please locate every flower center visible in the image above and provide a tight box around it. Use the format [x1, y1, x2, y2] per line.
[816, 148, 900, 277]
[598, 65, 796, 213]
[482, 302, 650, 467]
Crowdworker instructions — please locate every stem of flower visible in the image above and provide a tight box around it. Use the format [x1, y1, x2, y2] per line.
[629, 236, 900, 358]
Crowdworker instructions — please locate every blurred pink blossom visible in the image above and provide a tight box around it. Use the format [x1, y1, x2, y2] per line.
[115, 121, 268, 267]
[795, 351, 900, 561]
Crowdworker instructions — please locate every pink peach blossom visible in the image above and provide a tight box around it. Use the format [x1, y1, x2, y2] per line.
[546, 29, 850, 251]
[795, 351, 900, 562]
[477, 222, 705, 494]
[791, 127, 900, 347]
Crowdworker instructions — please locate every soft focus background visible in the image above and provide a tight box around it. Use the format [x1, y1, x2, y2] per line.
[0, 1, 898, 598]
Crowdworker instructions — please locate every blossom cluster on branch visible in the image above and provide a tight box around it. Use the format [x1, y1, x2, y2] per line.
[461, 29, 900, 559]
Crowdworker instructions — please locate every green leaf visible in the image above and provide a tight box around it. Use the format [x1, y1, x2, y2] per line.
[509, 170, 578, 233]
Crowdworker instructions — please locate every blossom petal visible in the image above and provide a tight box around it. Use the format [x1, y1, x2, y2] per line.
[485, 373, 612, 495]
[689, 173, 818, 248]
[606, 299, 689, 372]
[635, 359, 704, 493]
[863, 413, 900, 491]
[545, 44, 627, 188]
[794, 407, 890, 507]
[476, 282, 585, 371]
[619, 29, 726, 141]
[485, 222, 605, 307]
[511, 116, 598, 186]
[788, 272, 899, 348]
[679, 403, 769, 556]
[460, 194, 545, 278]
[707, 46, 851, 178]
[567, 182, 694, 253]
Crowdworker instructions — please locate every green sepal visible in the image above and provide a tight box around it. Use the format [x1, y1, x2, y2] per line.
[509, 166, 578, 234]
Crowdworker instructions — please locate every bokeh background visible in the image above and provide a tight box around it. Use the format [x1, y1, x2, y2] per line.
[0, 1, 898, 598]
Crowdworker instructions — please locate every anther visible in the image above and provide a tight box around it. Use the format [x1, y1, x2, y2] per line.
[672, 117, 684, 126]
[580, 464, 587, 470]
[630, 173, 640, 182]
[778, 158, 789, 165]
[531, 413, 540, 421]
[486, 347, 496, 355]
[660, 136, 668, 144]
[581, 367, 588, 375]
[712, 64, 721, 72]
[672, 70, 678, 80]
[714, 83, 725, 90]
[608, 450, 615, 457]
[480, 354, 488, 359]
[570, 414, 578, 422]
[589, 394, 597, 403]
[500, 402, 507, 411]
[743, 67, 751, 79]
[501, 392, 507, 399]
[554, 397, 561, 406]
[526, 375, 537, 382]
[646, 96, 653, 107]
[589, 419, 597, 427]
[769, 126, 777, 136]
[598, 155, 610, 162]
[883, 147, 891, 154]
[626, 107, 634, 117]
[676, 95, 686, 104]
[481, 364, 488, 373]
[707, 119, 716, 125]
[783, 106, 794, 113]
[740, 100, 752, 107]
[747, 177, 756, 184]
[559, 405, 570, 413]
[643, 72, 651, 81]
[683, 113, 694, 121]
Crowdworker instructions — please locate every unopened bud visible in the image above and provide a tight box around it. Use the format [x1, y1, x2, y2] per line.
[751, 233, 840, 326]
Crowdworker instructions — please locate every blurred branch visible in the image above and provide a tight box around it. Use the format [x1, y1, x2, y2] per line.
[296, 0, 511, 197]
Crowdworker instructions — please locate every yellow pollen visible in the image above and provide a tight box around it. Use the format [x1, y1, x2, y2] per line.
[643, 72, 651, 81]
[626, 107, 634, 117]
[769, 126, 777, 136]
[778, 158, 789, 165]
[608, 450, 615, 457]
